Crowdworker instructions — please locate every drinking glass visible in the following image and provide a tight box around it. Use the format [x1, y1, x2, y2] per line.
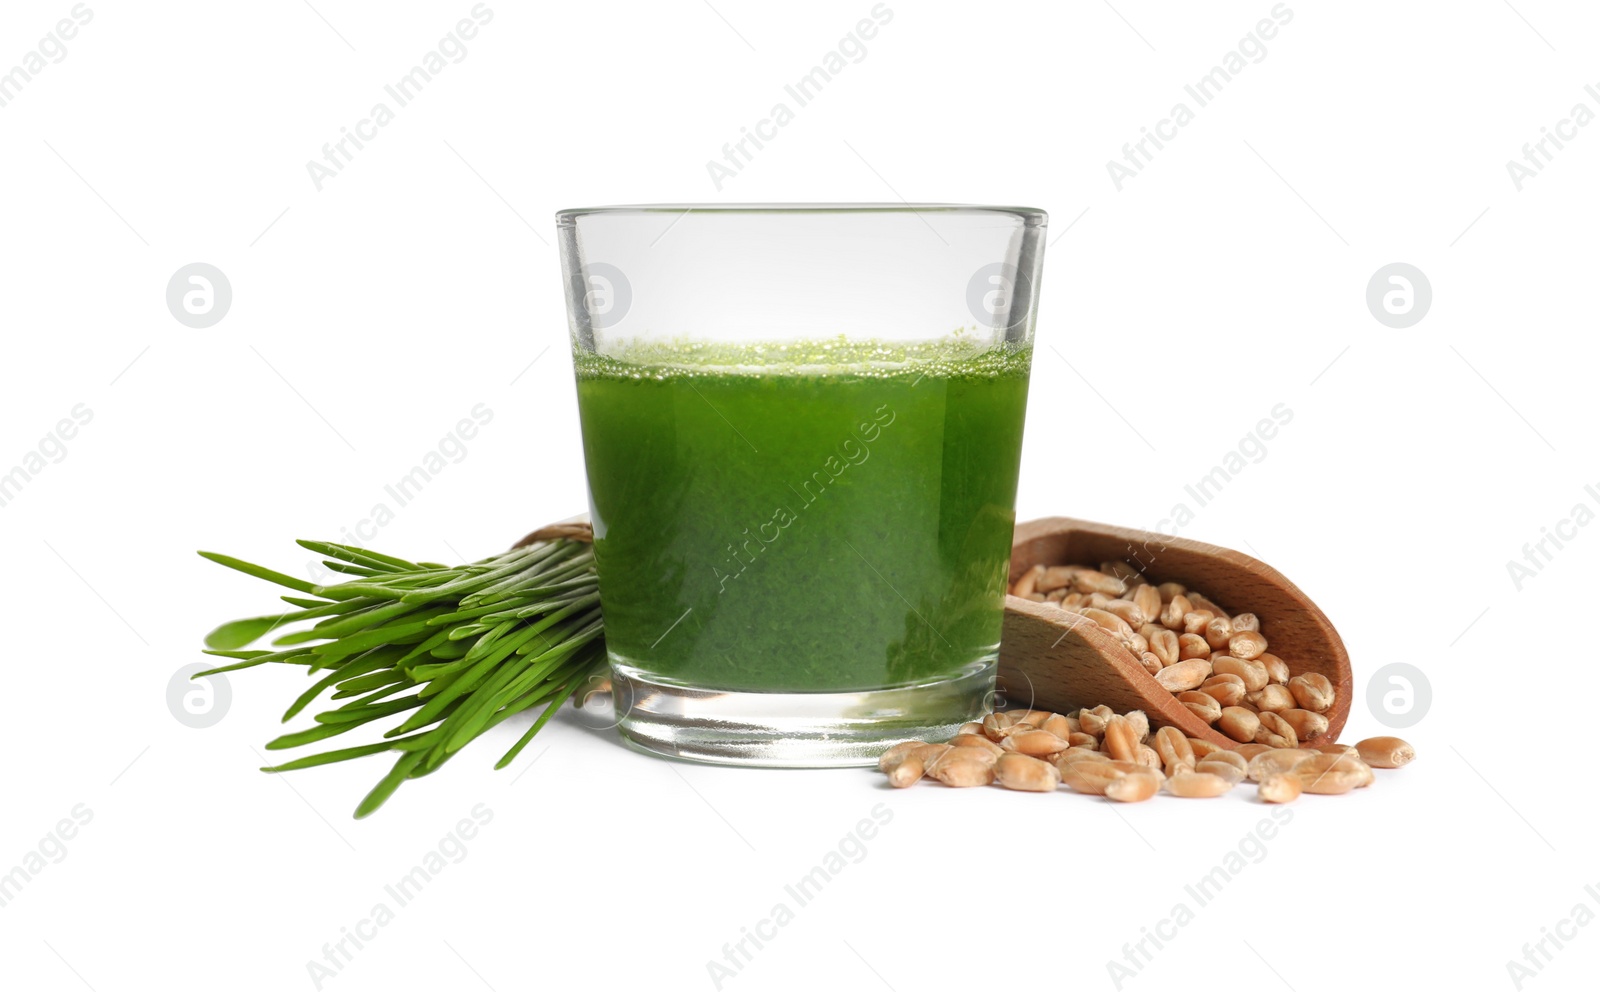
[558, 204, 1046, 765]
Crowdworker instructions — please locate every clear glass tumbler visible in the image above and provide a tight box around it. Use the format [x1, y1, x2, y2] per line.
[558, 204, 1047, 766]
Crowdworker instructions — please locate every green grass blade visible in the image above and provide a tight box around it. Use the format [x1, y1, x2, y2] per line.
[331, 669, 410, 698]
[354, 750, 426, 819]
[316, 560, 387, 578]
[259, 733, 431, 772]
[198, 550, 321, 594]
[283, 653, 399, 722]
[196, 648, 316, 675]
[495, 672, 586, 769]
[296, 540, 420, 573]
[314, 693, 423, 725]
[264, 708, 398, 749]
[204, 613, 307, 650]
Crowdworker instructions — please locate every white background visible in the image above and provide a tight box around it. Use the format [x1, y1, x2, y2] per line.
[1, 1, 1593, 990]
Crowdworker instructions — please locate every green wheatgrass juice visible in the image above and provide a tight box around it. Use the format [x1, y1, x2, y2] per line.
[574, 336, 1031, 694]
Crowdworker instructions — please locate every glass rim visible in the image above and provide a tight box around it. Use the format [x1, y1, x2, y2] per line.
[555, 203, 1047, 227]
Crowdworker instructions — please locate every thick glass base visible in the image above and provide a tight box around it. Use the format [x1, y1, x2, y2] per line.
[611, 662, 996, 767]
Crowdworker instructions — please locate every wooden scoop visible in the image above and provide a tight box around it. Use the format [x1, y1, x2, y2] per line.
[998, 517, 1352, 750]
